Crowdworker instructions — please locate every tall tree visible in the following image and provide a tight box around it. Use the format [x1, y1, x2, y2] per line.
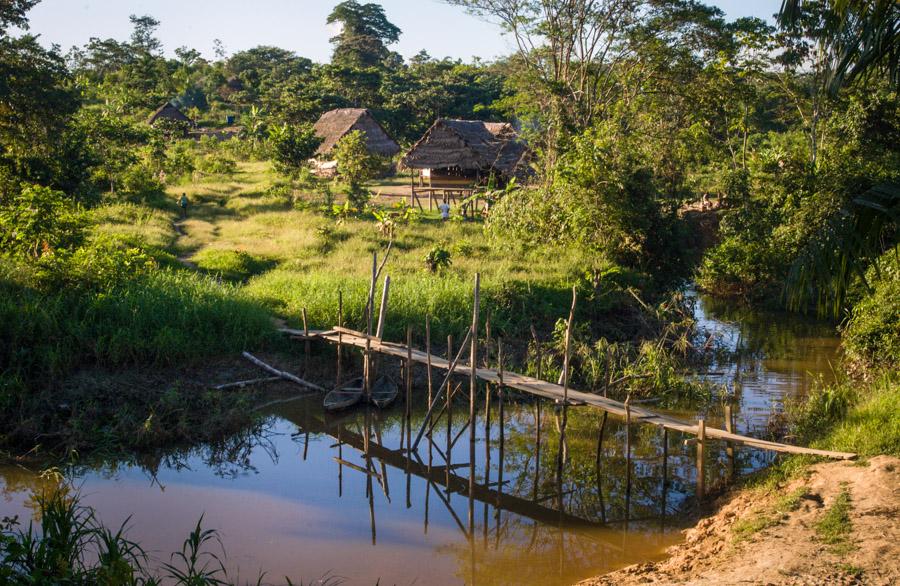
[0, 0, 39, 35]
[327, 0, 401, 68]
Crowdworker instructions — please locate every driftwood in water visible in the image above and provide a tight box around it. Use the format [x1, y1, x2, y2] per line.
[241, 352, 325, 392]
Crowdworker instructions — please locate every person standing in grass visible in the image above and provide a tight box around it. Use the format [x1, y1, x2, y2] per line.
[179, 193, 189, 218]
[439, 200, 451, 221]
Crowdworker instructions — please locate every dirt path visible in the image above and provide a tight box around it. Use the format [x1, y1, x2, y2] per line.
[171, 221, 198, 269]
[579, 456, 900, 586]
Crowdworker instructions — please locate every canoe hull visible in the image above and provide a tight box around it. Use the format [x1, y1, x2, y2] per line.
[324, 378, 364, 411]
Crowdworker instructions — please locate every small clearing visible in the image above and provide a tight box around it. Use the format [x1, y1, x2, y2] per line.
[579, 456, 900, 585]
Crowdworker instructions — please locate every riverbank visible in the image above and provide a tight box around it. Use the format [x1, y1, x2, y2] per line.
[579, 455, 900, 586]
[580, 369, 900, 585]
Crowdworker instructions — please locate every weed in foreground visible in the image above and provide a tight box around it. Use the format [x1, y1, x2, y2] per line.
[815, 484, 854, 554]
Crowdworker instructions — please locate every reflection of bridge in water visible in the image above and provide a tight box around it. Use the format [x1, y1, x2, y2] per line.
[285, 405, 623, 545]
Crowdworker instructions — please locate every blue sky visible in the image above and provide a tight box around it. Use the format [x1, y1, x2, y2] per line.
[21, 0, 783, 62]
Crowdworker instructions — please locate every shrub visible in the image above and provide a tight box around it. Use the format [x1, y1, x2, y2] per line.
[424, 245, 452, 273]
[117, 164, 166, 203]
[842, 252, 900, 366]
[196, 152, 237, 176]
[192, 249, 275, 281]
[0, 183, 84, 258]
[333, 130, 377, 208]
[164, 139, 197, 179]
[42, 235, 158, 291]
[268, 122, 320, 177]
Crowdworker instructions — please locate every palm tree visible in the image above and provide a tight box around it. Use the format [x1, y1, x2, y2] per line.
[780, 2, 899, 316]
[779, 0, 899, 95]
[787, 183, 899, 317]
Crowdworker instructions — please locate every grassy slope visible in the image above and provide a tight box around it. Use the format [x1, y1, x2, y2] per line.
[117, 161, 624, 340]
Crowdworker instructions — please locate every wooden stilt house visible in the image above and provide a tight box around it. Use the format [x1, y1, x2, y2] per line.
[400, 119, 531, 189]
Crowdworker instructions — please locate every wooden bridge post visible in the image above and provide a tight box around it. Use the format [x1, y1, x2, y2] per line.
[661, 427, 668, 518]
[406, 325, 413, 419]
[426, 315, 433, 407]
[336, 291, 343, 385]
[625, 397, 632, 522]
[446, 334, 453, 489]
[376, 276, 391, 339]
[470, 274, 480, 445]
[364, 336, 372, 397]
[725, 402, 736, 480]
[697, 418, 706, 501]
[302, 307, 310, 373]
[497, 337, 505, 537]
[469, 273, 480, 538]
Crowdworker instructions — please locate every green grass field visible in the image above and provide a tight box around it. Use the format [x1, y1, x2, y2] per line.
[89, 161, 623, 340]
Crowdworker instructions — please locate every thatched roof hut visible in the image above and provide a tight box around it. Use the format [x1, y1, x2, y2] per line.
[313, 108, 400, 159]
[400, 119, 531, 182]
[148, 102, 194, 126]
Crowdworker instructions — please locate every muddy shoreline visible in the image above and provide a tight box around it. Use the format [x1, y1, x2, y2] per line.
[579, 456, 900, 585]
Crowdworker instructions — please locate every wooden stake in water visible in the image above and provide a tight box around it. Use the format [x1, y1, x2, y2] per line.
[725, 402, 735, 479]
[469, 273, 480, 537]
[470, 273, 480, 445]
[406, 325, 413, 419]
[426, 315, 433, 407]
[364, 336, 372, 397]
[625, 396, 632, 522]
[697, 418, 706, 501]
[557, 285, 577, 478]
[447, 334, 453, 489]
[337, 291, 343, 385]
[661, 426, 669, 519]
[533, 399, 542, 501]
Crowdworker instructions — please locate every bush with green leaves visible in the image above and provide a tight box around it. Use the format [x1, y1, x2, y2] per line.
[164, 139, 198, 179]
[423, 244, 452, 273]
[41, 235, 158, 291]
[0, 183, 84, 259]
[268, 122, 321, 177]
[842, 251, 900, 367]
[117, 164, 166, 203]
[333, 130, 377, 208]
[196, 152, 237, 176]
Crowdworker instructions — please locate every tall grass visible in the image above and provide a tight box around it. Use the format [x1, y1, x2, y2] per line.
[810, 371, 900, 457]
[0, 484, 260, 585]
[244, 268, 617, 342]
[1, 263, 276, 390]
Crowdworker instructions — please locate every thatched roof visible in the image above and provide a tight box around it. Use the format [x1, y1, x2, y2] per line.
[313, 108, 400, 158]
[400, 119, 531, 179]
[148, 102, 193, 126]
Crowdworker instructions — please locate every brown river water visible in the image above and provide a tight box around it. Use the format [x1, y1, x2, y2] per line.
[0, 293, 840, 585]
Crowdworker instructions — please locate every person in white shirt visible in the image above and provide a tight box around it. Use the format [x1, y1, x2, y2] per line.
[439, 201, 451, 220]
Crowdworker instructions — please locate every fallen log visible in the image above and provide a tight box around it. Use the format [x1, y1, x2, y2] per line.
[241, 352, 325, 392]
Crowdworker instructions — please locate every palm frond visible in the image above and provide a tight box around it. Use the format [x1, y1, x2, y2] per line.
[786, 182, 900, 317]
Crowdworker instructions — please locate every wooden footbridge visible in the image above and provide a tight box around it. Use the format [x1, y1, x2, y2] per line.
[282, 325, 854, 462]
[265, 271, 853, 506]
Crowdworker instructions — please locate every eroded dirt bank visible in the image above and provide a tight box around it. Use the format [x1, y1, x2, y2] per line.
[579, 456, 900, 586]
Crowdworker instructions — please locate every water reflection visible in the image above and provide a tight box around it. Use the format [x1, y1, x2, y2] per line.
[0, 294, 841, 585]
